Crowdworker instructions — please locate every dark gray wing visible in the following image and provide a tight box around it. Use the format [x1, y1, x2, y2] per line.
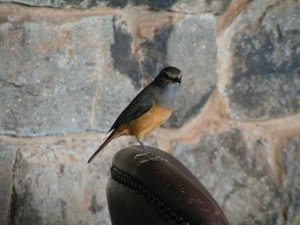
[107, 90, 154, 133]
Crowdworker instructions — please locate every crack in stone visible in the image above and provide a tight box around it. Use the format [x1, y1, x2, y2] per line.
[0, 79, 23, 88]
[9, 144, 18, 225]
[256, 0, 287, 30]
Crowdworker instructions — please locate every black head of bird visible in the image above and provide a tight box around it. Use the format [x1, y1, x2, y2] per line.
[153, 66, 182, 87]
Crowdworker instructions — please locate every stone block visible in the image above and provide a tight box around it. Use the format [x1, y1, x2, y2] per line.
[282, 136, 300, 225]
[0, 141, 16, 225]
[0, 0, 231, 14]
[223, 0, 300, 121]
[0, 8, 217, 136]
[173, 129, 299, 225]
[11, 137, 130, 225]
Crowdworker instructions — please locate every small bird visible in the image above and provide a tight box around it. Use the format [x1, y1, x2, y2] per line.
[88, 66, 182, 163]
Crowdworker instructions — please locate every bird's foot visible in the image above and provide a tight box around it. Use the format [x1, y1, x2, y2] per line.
[134, 152, 167, 164]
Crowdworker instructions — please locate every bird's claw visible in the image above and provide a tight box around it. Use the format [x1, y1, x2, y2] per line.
[134, 152, 167, 164]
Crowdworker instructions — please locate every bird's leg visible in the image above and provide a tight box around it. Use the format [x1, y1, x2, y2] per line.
[136, 137, 148, 152]
[134, 137, 165, 163]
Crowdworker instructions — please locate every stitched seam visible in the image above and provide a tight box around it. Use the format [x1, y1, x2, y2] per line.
[111, 165, 190, 225]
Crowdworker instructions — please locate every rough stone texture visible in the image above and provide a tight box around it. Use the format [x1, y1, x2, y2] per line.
[0, 13, 137, 137]
[0, 8, 217, 136]
[0, 142, 16, 225]
[10, 137, 122, 225]
[0, 0, 300, 225]
[0, 0, 232, 14]
[166, 14, 217, 128]
[223, 0, 300, 121]
[174, 129, 299, 225]
[282, 136, 300, 225]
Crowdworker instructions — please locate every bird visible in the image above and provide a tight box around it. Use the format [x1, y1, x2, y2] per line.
[88, 66, 182, 163]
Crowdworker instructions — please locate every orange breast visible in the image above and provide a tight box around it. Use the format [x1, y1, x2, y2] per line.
[126, 103, 172, 139]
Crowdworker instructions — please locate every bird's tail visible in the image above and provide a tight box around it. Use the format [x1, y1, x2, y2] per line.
[88, 130, 118, 163]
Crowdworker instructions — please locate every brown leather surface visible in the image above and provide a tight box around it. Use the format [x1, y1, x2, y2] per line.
[106, 146, 230, 225]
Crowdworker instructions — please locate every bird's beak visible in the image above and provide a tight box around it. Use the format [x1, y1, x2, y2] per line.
[176, 75, 182, 84]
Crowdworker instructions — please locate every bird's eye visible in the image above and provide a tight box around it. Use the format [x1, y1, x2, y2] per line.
[163, 73, 171, 80]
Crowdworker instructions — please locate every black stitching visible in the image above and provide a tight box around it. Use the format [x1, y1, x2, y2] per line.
[110, 165, 190, 225]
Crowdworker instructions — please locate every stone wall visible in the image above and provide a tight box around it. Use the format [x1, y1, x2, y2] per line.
[0, 0, 299, 224]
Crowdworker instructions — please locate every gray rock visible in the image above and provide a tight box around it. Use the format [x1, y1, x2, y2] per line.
[173, 129, 299, 225]
[0, 0, 231, 14]
[11, 137, 124, 225]
[167, 14, 217, 128]
[282, 136, 300, 225]
[0, 142, 16, 225]
[110, 14, 141, 89]
[0, 14, 136, 136]
[225, 0, 300, 121]
[0, 11, 217, 136]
